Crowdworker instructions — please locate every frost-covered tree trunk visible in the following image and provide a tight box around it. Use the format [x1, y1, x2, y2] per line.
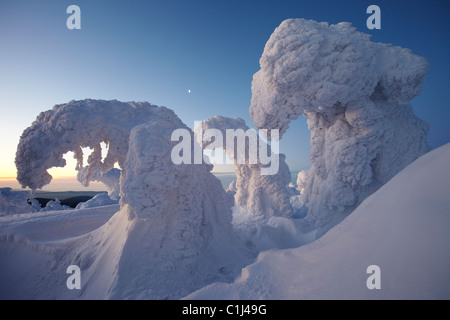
[106, 119, 248, 299]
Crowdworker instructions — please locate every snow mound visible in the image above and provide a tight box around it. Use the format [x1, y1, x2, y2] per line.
[39, 199, 71, 212]
[250, 18, 430, 235]
[0, 188, 40, 215]
[75, 193, 118, 210]
[186, 143, 450, 300]
[195, 116, 292, 219]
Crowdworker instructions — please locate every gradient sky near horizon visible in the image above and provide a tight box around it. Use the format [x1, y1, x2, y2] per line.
[0, 0, 449, 191]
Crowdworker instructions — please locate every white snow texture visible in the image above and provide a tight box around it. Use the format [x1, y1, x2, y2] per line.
[250, 19, 430, 234]
[1, 18, 442, 300]
[0, 188, 40, 215]
[77, 167, 121, 201]
[187, 143, 450, 299]
[15, 99, 173, 191]
[7, 100, 250, 299]
[195, 116, 292, 219]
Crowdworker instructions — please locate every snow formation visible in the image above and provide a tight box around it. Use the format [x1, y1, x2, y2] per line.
[75, 193, 118, 210]
[10, 100, 251, 299]
[77, 167, 120, 201]
[250, 19, 430, 235]
[4, 18, 439, 300]
[39, 199, 71, 212]
[76, 167, 121, 208]
[15, 99, 173, 191]
[0, 188, 40, 215]
[187, 143, 450, 300]
[195, 116, 292, 219]
[107, 119, 249, 299]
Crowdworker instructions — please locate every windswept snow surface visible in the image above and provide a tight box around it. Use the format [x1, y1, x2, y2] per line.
[0, 204, 118, 299]
[186, 143, 450, 300]
[250, 19, 430, 235]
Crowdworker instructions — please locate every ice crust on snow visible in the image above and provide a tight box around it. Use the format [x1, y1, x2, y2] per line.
[250, 19, 430, 234]
[195, 116, 292, 219]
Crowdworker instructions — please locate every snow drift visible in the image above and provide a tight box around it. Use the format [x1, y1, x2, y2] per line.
[186, 143, 450, 300]
[195, 116, 292, 219]
[250, 19, 430, 235]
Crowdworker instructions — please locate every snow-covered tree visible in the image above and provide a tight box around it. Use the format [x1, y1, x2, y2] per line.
[195, 116, 292, 219]
[15, 99, 173, 191]
[250, 19, 430, 235]
[15, 99, 249, 299]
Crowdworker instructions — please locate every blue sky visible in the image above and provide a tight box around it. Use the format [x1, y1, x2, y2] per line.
[0, 0, 449, 190]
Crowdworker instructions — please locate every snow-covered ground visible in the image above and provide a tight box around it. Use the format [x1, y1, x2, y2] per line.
[0, 205, 117, 299]
[186, 143, 450, 299]
[1, 18, 446, 300]
[1, 144, 449, 299]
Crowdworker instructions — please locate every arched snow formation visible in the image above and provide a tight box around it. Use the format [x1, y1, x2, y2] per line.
[250, 19, 430, 234]
[15, 99, 175, 191]
[14, 99, 250, 299]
